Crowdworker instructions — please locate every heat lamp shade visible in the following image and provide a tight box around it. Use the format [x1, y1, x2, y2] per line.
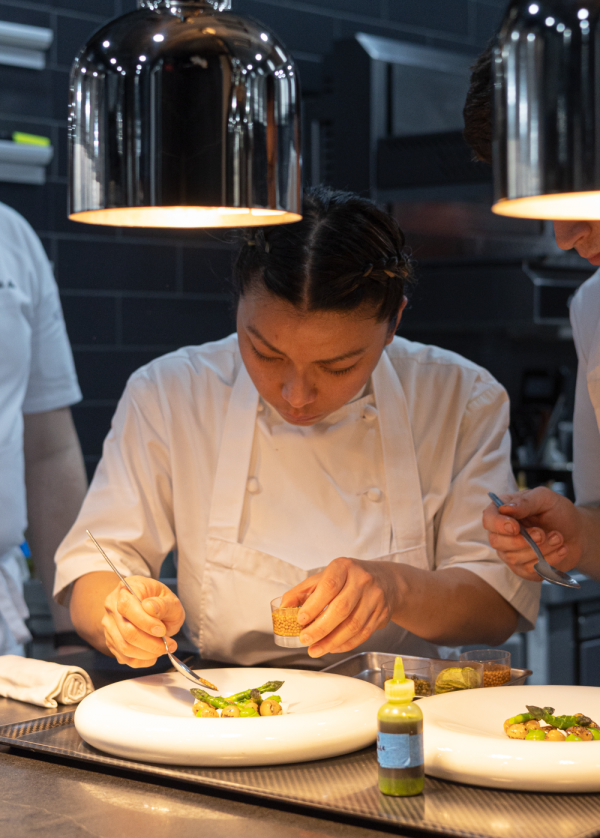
[68, 2, 302, 227]
[492, 0, 600, 219]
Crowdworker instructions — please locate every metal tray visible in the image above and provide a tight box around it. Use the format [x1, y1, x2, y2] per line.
[322, 651, 532, 688]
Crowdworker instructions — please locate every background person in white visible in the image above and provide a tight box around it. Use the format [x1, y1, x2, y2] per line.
[483, 222, 600, 582]
[462, 45, 600, 581]
[55, 188, 539, 667]
[0, 202, 87, 655]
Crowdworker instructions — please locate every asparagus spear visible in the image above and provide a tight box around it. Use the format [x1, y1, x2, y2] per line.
[190, 680, 284, 709]
[227, 680, 284, 703]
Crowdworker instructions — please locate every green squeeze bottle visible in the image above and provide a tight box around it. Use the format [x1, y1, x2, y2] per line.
[377, 656, 424, 797]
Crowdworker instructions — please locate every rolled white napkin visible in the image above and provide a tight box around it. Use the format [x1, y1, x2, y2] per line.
[0, 655, 94, 708]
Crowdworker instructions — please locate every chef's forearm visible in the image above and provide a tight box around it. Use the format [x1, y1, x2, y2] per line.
[70, 571, 119, 654]
[388, 565, 519, 647]
[24, 408, 88, 633]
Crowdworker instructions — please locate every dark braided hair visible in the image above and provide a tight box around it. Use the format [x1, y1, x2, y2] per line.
[232, 186, 415, 325]
[463, 40, 494, 165]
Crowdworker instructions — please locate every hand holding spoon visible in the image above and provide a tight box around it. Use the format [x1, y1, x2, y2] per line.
[86, 529, 219, 690]
[488, 493, 580, 589]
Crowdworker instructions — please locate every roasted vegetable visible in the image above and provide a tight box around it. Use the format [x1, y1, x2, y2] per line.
[190, 680, 285, 719]
[504, 706, 600, 741]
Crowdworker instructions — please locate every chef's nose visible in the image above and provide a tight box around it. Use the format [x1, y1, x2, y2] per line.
[281, 371, 317, 408]
[553, 220, 591, 251]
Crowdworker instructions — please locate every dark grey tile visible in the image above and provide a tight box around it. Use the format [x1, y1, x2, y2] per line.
[60, 295, 117, 345]
[0, 183, 48, 233]
[235, 0, 336, 54]
[52, 67, 71, 122]
[122, 297, 234, 345]
[57, 239, 178, 291]
[338, 19, 429, 45]
[474, 1, 505, 44]
[56, 14, 105, 66]
[295, 57, 323, 94]
[71, 403, 116, 457]
[47, 181, 118, 237]
[387, 0, 470, 35]
[0, 64, 54, 119]
[57, 126, 69, 179]
[47, 0, 117, 15]
[73, 349, 160, 399]
[0, 4, 51, 28]
[182, 247, 235, 294]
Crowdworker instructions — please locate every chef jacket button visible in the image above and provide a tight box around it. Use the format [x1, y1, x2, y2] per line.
[246, 477, 260, 494]
[362, 405, 378, 422]
[366, 487, 382, 502]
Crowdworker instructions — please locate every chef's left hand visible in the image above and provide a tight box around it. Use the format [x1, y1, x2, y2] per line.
[281, 558, 396, 658]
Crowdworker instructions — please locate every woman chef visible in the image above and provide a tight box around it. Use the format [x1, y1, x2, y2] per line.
[54, 188, 540, 668]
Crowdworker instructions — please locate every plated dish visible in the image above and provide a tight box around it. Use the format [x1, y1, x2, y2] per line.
[419, 684, 600, 792]
[74, 667, 384, 767]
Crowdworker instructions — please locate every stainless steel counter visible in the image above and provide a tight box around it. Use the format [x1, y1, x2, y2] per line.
[0, 653, 406, 838]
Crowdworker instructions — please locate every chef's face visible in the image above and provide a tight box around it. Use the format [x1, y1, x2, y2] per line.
[554, 220, 600, 265]
[237, 290, 406, 426]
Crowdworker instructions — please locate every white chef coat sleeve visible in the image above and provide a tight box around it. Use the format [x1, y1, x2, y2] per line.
[21, 222, 81, 414]
[434, 377, 540, 632]
[570, 274, 600, 506]
[53, 369, 175, 604]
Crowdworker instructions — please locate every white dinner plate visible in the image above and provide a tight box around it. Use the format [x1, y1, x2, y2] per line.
[419, 684, 600, 792]
[74, 667, 384, 766]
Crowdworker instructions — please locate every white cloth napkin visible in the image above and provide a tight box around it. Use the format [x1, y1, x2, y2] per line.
[0, 655, 94, 708]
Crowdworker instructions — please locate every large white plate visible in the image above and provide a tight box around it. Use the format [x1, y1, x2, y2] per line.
[419, 684, 600, 792]
[74, 667, 384, 766]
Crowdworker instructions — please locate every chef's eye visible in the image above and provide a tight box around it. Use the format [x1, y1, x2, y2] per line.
[252, 344, 282, 363]
[324, 364, 356, 376]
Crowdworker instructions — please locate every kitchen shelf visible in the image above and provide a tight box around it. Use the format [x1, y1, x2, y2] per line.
[0, 21, 53, 70]
[0, 140, 53, 184]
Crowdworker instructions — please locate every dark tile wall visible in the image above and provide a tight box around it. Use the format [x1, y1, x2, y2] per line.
[0, 0, 505, 477]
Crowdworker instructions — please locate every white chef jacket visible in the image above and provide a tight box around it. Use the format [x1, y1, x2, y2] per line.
[571, 269, 600, 505]
[55, 333, 540, 652]
[0, 201, 81, 653]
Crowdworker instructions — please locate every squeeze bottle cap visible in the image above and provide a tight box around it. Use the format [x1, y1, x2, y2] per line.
[384, 656, 415, 702]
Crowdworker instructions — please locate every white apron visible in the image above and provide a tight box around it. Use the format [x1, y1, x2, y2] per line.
[199, 350, 451, 666]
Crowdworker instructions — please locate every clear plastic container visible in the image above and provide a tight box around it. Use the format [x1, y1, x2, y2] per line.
[459, 649, 511, 687]
[270, 596, 307, 648]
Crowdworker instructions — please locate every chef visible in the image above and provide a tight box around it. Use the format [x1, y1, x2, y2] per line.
[0, 200, 87, 655]
[55, 187, 540, 668]
[464, 44, 600, 583]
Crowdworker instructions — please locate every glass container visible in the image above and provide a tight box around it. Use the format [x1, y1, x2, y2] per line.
[459, 649, 511, 688]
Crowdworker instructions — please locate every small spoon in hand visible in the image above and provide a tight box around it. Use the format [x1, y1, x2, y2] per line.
[86, 529, 219, 690]
[488, 493, 580, 589]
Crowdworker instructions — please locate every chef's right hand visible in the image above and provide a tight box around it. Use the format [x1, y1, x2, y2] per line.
[102, 576, 185, 668]
[482, 487, 582, 581]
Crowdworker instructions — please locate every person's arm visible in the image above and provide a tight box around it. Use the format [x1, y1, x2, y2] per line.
[24, 406, 88, 633]
[482, 488, 600, 581]
[70, 571, 184, 666]
[282, 560, 518, 658]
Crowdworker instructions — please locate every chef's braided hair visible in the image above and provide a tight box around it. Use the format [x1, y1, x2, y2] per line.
[232, 186, 414, 326]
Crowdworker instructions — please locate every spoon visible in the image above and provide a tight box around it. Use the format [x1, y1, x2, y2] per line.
[86, 529, 219, 690]
[488, 493, 580, 589]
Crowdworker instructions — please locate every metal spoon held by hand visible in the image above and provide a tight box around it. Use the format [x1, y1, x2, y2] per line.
[86, 529, 219, 690]
[488, 493, 580, 589]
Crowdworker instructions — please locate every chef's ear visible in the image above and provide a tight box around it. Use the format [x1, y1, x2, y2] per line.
[386, 297, 408, 343]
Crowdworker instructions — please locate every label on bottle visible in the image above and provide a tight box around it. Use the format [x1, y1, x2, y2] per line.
[377, 732, 423, 770]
